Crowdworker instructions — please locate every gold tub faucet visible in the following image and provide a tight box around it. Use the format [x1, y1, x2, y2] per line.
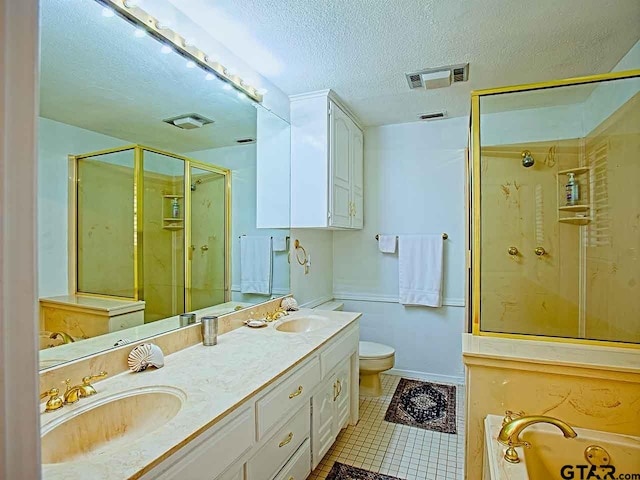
[498, 415, 577, 463]
[49, 331, 75, 344]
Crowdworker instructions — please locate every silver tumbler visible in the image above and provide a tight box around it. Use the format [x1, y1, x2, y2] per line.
[180, 313, 196, 327]
[201, 315, 218, 346]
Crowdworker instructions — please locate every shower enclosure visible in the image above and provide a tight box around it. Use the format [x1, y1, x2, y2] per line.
[71, 145, 230, 322]
[469, 69, 640, 346]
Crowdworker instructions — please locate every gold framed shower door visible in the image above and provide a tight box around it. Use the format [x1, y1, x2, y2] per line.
[469, 68, 640, 349]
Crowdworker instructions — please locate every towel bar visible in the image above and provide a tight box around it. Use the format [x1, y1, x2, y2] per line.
[375, 233, 448, 241]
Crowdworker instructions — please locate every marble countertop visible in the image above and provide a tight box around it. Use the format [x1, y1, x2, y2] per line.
[41, 309, 361, 480]
[462, 333, 640, 373]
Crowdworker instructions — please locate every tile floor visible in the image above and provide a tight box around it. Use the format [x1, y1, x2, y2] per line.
[308, 374, 465, 480]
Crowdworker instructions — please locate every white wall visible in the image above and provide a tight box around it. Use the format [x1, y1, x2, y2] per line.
[289, 229, 334, 307]
[333, 117, 468, 381]
[38, 117, 127, 297]
[188, 144, 290, 301]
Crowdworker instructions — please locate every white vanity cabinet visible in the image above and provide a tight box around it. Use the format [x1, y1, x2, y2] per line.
[290, 90, 364, 229]
[311, 359, 351, 469]
[141, 322, 359, 480]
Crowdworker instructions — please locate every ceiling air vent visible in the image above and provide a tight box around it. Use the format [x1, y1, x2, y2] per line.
[418, 111, 447, 121]
[406, 63, 469, 90]
[236, 138, 255, 144]
[163, 113, 214, 130]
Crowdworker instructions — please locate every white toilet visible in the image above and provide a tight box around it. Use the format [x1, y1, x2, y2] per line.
[359, 341, 395, 397]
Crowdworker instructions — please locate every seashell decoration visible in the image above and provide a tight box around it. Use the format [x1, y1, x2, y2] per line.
[281, 297, 299, 311]
[128, 343, 165, 372]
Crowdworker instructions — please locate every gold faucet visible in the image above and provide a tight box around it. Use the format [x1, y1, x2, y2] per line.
[40, 387, 64, 413]
[49, 331, 75, 344]
[498, 415, 577, 463]
[265, 307, 289, 322]
[63, 371, 108, 404]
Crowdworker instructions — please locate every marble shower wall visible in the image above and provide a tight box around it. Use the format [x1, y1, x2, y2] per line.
[480, 139, 582, 338]
[584, 93, 640, 343]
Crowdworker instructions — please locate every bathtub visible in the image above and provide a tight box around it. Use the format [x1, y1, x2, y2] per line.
[483, 414, 640, 480]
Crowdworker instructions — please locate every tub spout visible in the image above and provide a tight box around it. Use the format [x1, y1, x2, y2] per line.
[497, 415, 577, 463]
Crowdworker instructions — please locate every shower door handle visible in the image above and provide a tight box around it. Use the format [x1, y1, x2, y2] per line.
[189, 244, 195, 260]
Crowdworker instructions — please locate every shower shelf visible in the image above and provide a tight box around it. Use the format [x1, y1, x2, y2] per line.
[163, 194, 184, 199]
[559, 217, 590, 225]
[557, 166, 590, 176]
[163, 217, 184, 221]
[163, 225, 184, 231]
[558, 205, 589, 212]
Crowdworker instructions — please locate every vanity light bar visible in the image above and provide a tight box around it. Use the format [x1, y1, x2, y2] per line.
[96, 0, 264, 103]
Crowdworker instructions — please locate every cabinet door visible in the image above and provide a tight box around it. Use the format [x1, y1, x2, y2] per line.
[334, 362, 351, 431]
[311, 376, 338, 469]
[350, 127, 364, 229]
[329, 102, 352, 228]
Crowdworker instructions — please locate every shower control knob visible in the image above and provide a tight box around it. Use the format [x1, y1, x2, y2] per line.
[508, 247, 519, 256]
[534, 247, 546, 256]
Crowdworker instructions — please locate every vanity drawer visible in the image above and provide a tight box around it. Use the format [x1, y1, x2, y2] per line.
[149, 406, 254, 480]
[273, 438, 311, 480]
[248, 403, 310, 480]
[256, 357, 319, 438]
[320, 326, 358, 377]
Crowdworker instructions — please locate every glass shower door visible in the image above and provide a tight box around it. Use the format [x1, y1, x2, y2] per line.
[188, 165, 227, 311]
[142, 150, 186, 322]
[76, 148, 136, 298]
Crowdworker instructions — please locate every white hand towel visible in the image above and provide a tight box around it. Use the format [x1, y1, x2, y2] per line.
[398, 235, 444, 307]
[378, 235, 397, 253]
[240, 236, 273, 295]
[272, 236, 288, 252]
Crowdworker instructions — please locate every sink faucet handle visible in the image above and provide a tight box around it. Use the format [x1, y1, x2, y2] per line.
[80, 371, 108, 397]
[40, 387, 64, 413]
[503, 410, 525, 426]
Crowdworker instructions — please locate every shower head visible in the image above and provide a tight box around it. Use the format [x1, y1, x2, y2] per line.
[190, 178, 203, 191]
[521, 150, 535, 168]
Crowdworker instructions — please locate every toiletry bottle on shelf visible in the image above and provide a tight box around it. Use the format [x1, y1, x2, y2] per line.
[171, 198, 180, 218]
[565, 173, 579, 206]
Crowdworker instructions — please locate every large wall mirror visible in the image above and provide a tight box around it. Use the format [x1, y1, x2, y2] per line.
[38, 0, 291, 370]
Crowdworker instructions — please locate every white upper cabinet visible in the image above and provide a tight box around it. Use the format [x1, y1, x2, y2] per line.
[291, 90, 364, 229]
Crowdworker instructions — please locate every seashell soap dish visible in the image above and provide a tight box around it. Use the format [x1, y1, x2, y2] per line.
[128, 343, 165, 372]
[244, 319, 268, 328]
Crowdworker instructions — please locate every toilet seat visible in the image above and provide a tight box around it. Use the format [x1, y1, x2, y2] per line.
[359, 341, 395, 360]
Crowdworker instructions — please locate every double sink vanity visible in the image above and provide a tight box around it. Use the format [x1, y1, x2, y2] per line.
[40, 308, 361, 480]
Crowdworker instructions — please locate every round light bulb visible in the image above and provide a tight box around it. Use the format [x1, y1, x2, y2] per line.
[160, 45, 172, 54]
[205, 73, 215, 81]
[186, 61, 196, 69]
[134, 28, 146, 38]
[222, 84, 233, 91]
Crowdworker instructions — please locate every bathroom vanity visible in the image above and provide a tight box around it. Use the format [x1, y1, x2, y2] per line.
[40, 309, 360, 480]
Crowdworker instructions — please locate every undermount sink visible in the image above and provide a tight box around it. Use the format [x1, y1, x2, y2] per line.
[41, 386, 186, 464]
[275, 315, 331, 333]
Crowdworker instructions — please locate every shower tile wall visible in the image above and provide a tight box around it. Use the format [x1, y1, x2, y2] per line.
[480, 139, 582, 338]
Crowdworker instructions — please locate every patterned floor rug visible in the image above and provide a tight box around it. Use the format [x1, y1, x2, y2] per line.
[384, 378, 457, 434]
[326, 462, 402, 480]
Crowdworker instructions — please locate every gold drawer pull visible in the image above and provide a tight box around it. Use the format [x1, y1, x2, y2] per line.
[279, 432, 294, 448]
[289, 385, 303, 399]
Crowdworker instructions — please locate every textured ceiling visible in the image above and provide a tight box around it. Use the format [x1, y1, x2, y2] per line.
[168, 0, 640, 126]
[40, 0, 257, 152]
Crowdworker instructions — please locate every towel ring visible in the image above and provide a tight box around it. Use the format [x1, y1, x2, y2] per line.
[293, 239, 308, 266]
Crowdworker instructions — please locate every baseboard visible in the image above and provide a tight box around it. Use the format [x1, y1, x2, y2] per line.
[333, 291, 465, 307]
[386, 368, 465, 386]
[299, 295, 334, 309]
